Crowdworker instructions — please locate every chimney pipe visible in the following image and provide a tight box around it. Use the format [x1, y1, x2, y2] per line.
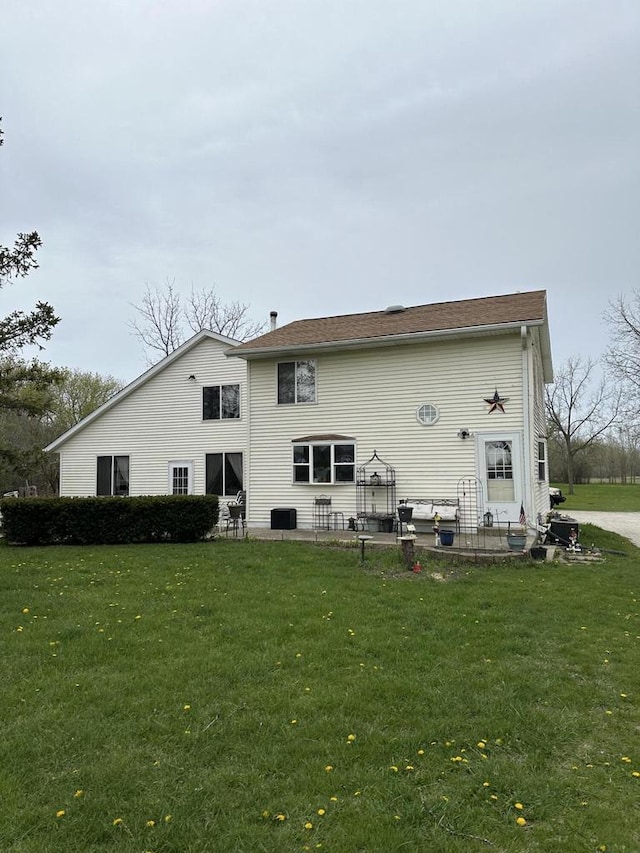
[270, 311, 278, 331]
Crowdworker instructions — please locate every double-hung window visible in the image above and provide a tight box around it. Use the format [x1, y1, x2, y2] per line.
[206, 452, 243, 496]
[293, 441, 355, 484]
[203, 385, 240, 420]
[97, 455, 129, 496]
[278, 360, 316, 404]
[537, 440, 547, 481]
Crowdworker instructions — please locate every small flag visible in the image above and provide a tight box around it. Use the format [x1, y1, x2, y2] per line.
[519, 503, 526, 527]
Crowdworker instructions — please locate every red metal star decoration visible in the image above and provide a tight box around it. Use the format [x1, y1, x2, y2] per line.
[485, 389, 509, 413]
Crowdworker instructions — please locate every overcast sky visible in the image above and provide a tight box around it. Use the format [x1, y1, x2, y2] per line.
[2, 0, 639, 383]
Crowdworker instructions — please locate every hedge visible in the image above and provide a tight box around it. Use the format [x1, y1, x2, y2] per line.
[0, 495, 220, 545]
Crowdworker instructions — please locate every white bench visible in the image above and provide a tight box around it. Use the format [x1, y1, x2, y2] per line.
[399, 499, 460, 532]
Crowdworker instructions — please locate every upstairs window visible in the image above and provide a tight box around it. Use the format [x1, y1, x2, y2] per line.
[293, 441, 355, 484]
[97, 455, 129, 496]
[203, 384, 240, 420]
[278, 360, 316, 404]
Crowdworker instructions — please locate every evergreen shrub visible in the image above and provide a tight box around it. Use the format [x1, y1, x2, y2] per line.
[0, 495, 219, 545]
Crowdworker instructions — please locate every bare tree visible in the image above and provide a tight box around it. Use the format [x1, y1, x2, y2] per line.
[604, 291, 640, 402]
[129, 282, 184, 361]
[129, 280, 266, 364]
[545, 356, 622, 493]
[185, 286, 266, 341]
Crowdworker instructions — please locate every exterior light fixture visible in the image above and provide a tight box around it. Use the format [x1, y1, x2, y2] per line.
[484, 510, 494, 528]
[457, 429, 471, 440]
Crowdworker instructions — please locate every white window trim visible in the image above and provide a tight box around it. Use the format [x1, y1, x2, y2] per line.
[416, 403, 440, 425]
[292, 440, 355, 485]
[277, 359, 317, 405]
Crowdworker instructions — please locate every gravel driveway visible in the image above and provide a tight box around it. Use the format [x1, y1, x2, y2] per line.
[557, 511, 640, 548]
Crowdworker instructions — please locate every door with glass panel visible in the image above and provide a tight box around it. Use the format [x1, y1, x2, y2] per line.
[169, 461, 193, 495]
[478, 434, 522, 525]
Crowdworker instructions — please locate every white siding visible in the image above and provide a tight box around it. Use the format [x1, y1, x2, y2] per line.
[247, 334, 525, 528]
[57, 338, 247, 496]
[531, 331, 551, 522]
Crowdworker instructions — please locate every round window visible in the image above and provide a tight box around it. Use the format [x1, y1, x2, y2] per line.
[416, 403, 439, 425]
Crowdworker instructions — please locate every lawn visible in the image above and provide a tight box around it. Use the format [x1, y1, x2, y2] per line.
[2, 536, 639, 852]
[552, 482, 640, 512]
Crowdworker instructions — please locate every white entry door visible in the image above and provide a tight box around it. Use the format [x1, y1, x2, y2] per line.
[477, 433, 523, 525]
[169, 460, 194, 495]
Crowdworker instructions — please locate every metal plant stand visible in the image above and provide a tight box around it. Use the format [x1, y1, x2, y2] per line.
[355, 450, 396, 533]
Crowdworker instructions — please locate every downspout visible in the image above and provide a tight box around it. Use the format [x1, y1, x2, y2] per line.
[245, 361, 252, 526]
[521, 325, 532, 526]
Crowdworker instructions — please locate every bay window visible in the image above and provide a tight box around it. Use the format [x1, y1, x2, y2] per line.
[293, 441, 355, 484]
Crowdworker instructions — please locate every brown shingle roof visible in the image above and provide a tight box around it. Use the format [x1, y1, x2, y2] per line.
[232, 290, 547, 356]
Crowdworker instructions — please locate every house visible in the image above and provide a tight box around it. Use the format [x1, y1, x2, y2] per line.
[46, 290, 553, 537]
[229, 290, 553, 532]
[45, 330, 248, 499]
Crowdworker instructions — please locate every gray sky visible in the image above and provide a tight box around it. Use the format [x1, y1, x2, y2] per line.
[2, 0, 639, 383]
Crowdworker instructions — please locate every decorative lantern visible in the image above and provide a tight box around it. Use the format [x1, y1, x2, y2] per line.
[483, 510, 494, 528]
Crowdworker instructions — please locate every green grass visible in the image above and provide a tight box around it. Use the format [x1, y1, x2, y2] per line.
[1, 536, 639, 852]
[553, 482, 640, 511]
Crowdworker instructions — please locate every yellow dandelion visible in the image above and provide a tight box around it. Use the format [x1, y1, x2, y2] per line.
[490, 794, 498, 801]
[330, 796, 338, 802]
[621, 756, 632, 763]
[394, 814, 401, 820]
[477, 741, 486, 749]
[632, 771, 640, 778]
[183, 704, 191, 711]
[135, 615, 142, 620]
[390, 765, 399, 772]
[325, 765, 333, 772]
[405, 765, 414, 771]
[514, 802, 524, 810]
[113, 817, 123, 826]
[354, 790, 361, 796]
[275, 813, 287, 821]
[598, 845, 607, 852]
[262, 810, 270, 818]
[22, 608, 29, 614]
[164, 814, 172, 823]
[74, 789, 84, 798]
[417, 749, 425, 755]
[516, 816, 527, 827]
[347, 733, 356, 742]
[482, 781, 490, 787]
[317, 808, 326, 816]
[304, 821, 313, 830]
[291, 719, 298, 725]
[146, 819, 156, 827]
[56, 809, 65, 818]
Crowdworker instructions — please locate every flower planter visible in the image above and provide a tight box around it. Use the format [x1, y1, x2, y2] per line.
[507, 533, 527, 551]
[440, 529, 455, 547]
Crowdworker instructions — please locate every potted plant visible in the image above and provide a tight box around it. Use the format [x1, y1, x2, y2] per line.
[506, 520, 526, 552]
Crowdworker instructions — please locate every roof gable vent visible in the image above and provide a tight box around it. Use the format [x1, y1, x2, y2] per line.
[384, 304, 406, 314]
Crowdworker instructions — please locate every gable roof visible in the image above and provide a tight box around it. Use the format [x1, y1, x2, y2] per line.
[232, 290, 549, 359]
[45, 329, 241, 453]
